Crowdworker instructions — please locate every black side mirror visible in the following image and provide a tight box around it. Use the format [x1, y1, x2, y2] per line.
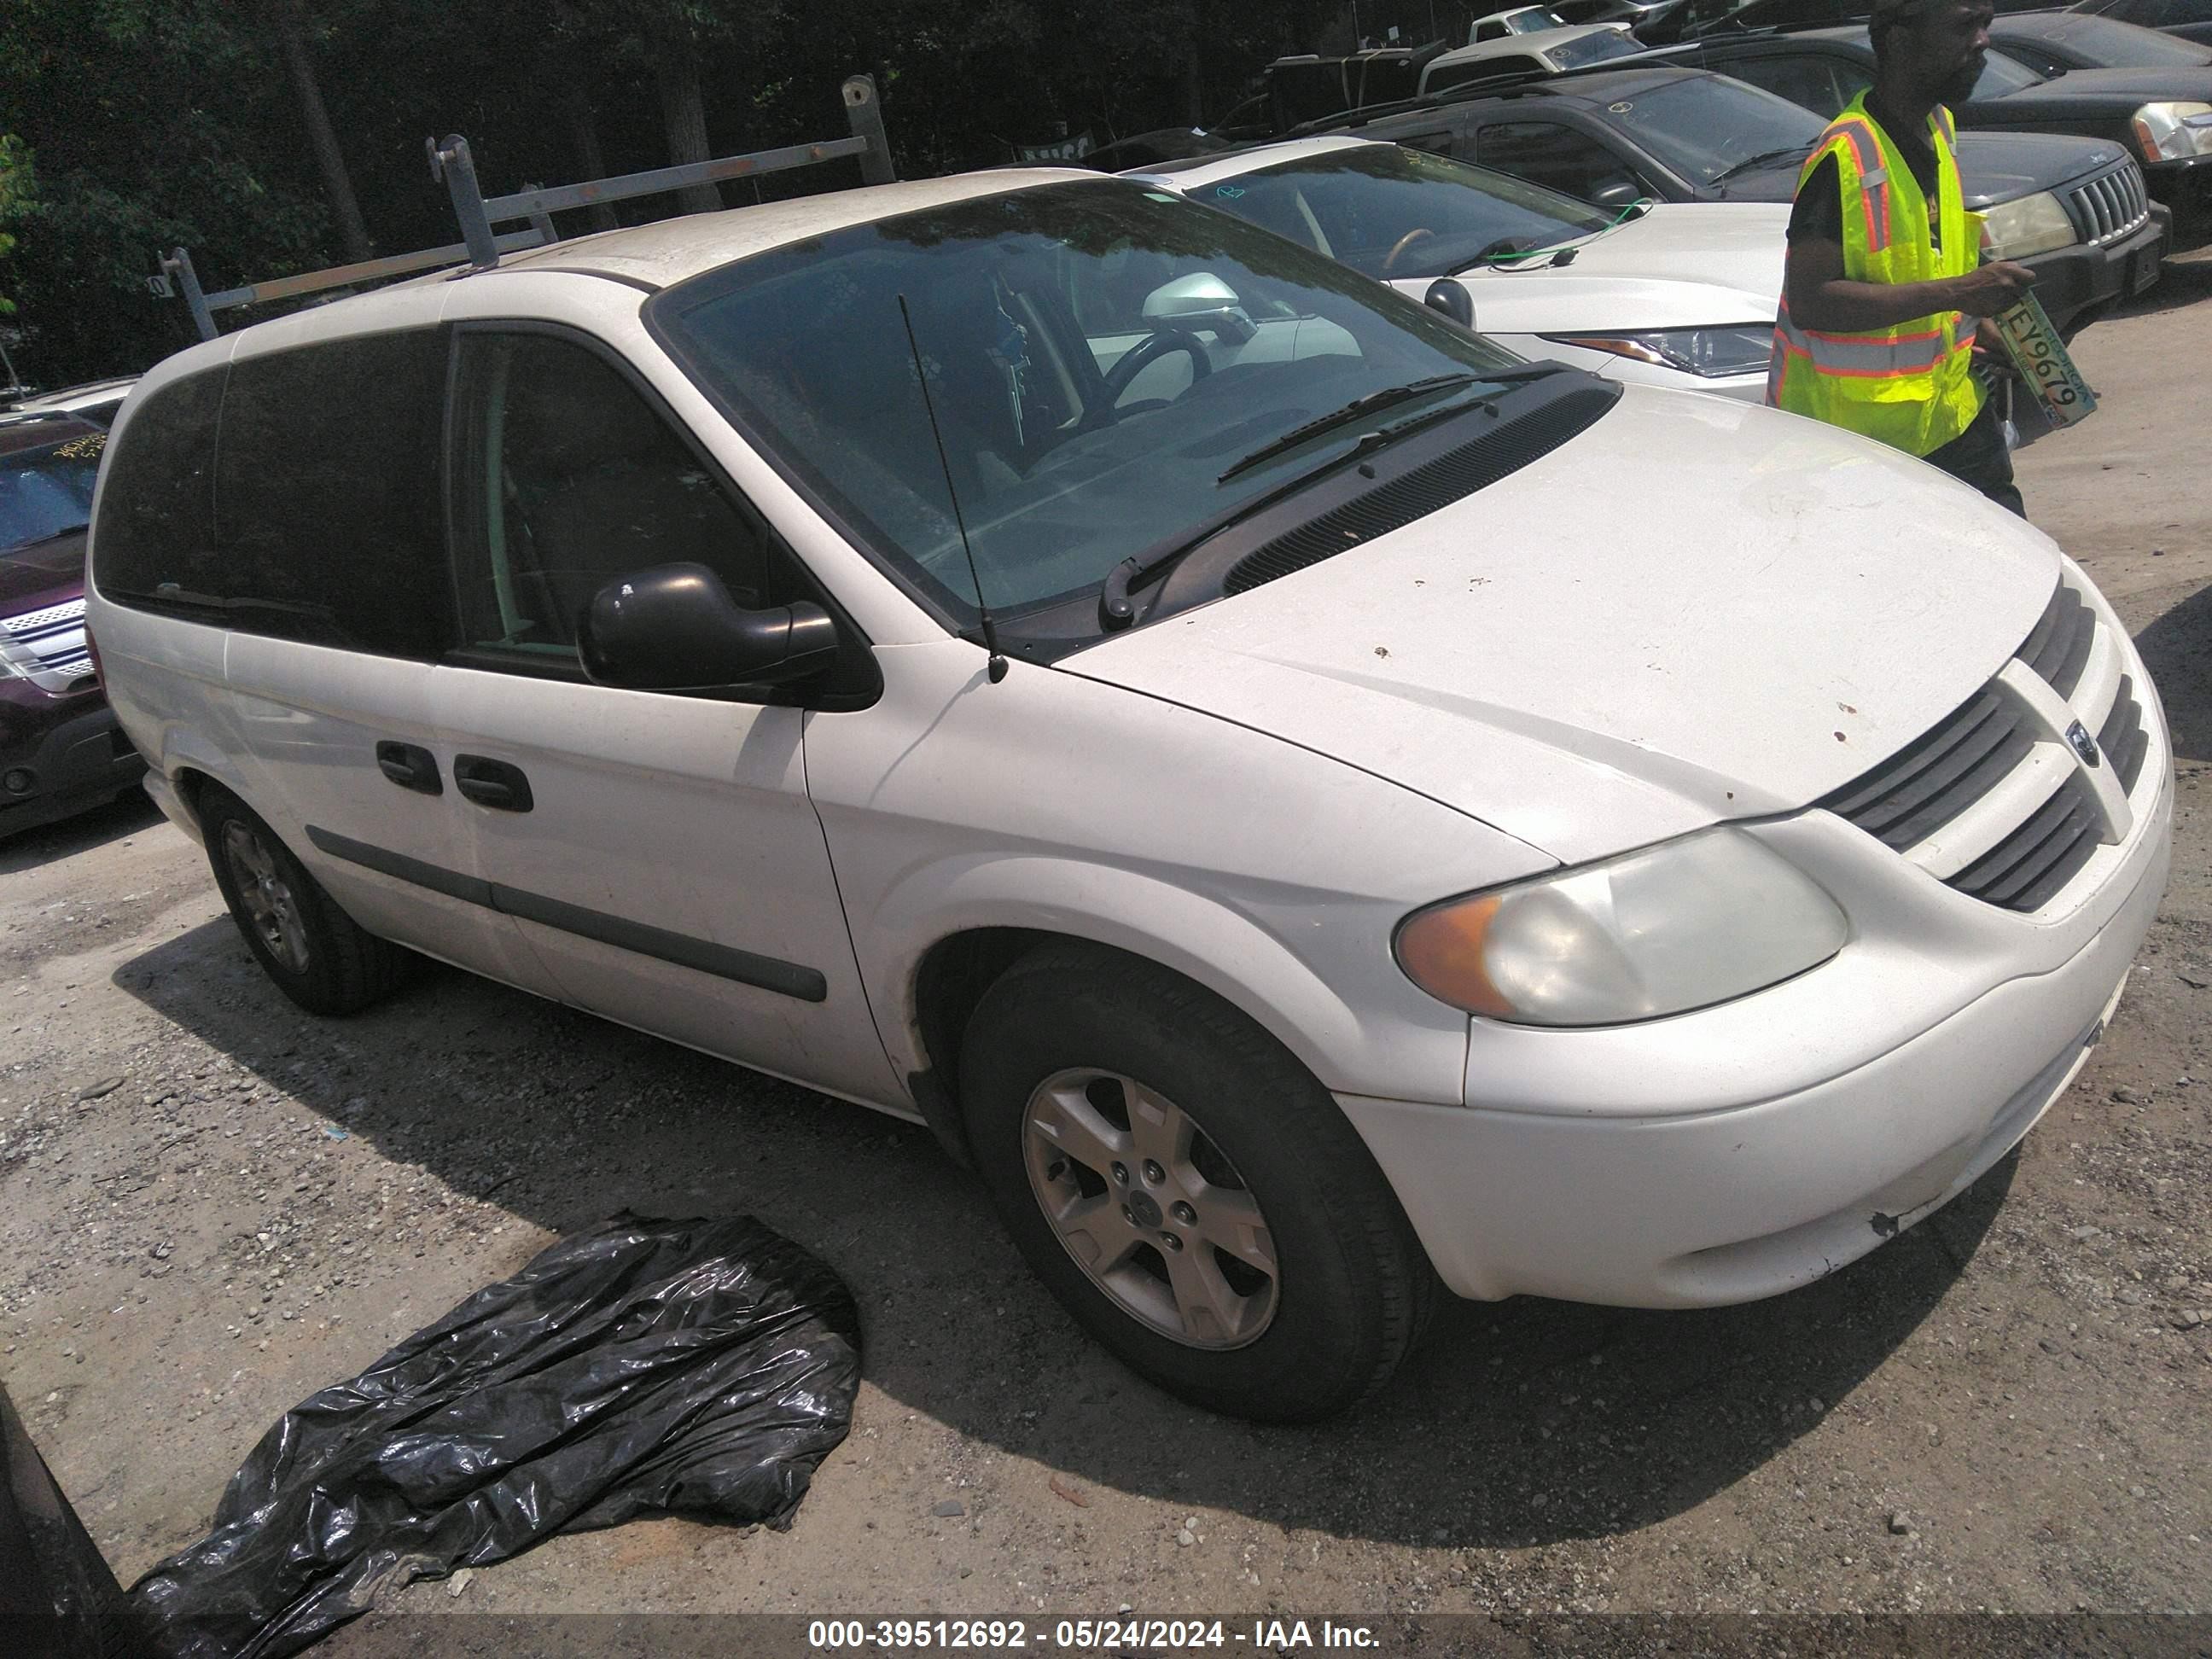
[1588, 179, 1643, 209]
[579, 563, 839, 692]
[1423, 277, 1476, 332]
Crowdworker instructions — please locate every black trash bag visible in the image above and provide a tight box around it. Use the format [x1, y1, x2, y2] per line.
[129, 1213, 860, 1659]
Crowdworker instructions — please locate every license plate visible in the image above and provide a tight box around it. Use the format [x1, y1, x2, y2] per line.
[2130, 242, 2166, 297]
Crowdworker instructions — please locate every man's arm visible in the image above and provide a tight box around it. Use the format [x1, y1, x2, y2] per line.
[1784, 236, 2039, 333]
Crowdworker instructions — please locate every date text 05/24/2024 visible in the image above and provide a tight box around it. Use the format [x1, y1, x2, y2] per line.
[808, 1618, 1381, 1650]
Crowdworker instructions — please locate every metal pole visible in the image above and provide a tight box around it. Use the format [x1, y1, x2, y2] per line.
[426, 135, 501, 270]
[162, 248, 218, 342]
[842, 75, 895, 186]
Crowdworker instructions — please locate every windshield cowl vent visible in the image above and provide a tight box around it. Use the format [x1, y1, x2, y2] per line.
[1221, 384, 1618, 597]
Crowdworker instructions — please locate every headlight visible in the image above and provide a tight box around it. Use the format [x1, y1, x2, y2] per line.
[1980, 189, 2077, 259]
[2133, 102, 2212, 162]
[1394, 827, 1848, 1027]
[1538, 323, 1773, 379]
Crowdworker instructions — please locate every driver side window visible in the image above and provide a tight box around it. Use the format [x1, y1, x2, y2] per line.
[446, 330, 785, 673]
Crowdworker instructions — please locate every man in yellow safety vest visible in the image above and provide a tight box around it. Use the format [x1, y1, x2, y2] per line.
[1769, 0, 2037, 515]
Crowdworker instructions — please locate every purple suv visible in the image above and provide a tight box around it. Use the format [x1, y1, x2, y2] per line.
[1, 415, 145, 835]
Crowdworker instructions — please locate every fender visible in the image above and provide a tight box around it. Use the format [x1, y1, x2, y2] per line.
[860, 851, 1476, 1110]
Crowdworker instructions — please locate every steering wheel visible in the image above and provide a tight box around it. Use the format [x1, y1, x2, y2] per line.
[1103, 327, 1212, 405]
[1382, 228, 1436, 276]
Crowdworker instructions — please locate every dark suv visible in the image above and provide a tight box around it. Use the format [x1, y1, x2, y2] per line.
[0, 415, 146, 834]
[1324, 61, 2170, 333]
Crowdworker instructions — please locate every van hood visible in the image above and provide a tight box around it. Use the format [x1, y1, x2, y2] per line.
[1984, 67, 2212, 109]
[0, 528, 88, 614]
[1058, 387, 2059, 864]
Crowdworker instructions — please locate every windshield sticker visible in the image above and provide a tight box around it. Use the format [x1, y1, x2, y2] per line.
[1214, 184, 1247, 199]
[1610, 102, 1633, 113]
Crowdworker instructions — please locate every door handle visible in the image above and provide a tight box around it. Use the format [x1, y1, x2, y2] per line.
[375, 741, 443, 795]
[452, 754, 534, 812]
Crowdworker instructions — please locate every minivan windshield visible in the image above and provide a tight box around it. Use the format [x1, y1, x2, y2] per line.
[1191, 145, 1615, 280]
[1602, 73, 1825, 183]
[1, 433, 103, 554]
[651, 179, 1528, 623]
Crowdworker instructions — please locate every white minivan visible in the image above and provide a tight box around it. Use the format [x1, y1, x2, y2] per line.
[87, 169, 2171, 1421]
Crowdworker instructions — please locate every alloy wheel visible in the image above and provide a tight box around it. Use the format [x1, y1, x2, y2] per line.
[1022, 1068, 1278, 1349]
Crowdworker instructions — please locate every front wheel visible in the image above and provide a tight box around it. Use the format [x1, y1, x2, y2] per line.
[960, 943, 1437, 1421]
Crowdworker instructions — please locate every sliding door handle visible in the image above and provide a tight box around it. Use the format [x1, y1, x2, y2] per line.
[375, 741, 443, 795]
[452, 754, 534, 812]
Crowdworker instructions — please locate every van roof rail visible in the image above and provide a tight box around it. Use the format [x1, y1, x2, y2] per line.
[154, 73, 895, 342]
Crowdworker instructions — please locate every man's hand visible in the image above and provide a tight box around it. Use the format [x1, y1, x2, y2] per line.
[1947, 259, 2038, 317]
[1971, 315, 2020, 381]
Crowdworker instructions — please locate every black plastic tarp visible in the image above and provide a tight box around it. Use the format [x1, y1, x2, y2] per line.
[130, 1213, 860, 1659]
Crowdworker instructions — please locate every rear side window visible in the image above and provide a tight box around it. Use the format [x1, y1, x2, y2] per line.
[214, 331, 451, 658]
[91, 368, 227, 605]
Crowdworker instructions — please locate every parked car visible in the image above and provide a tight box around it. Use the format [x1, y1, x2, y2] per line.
[1626, 21, 2212, 242]
[2069, 0, 2212, 49]
[1330, 63, 2168, 332]
[0, 414, 146, 835]
[1420, 23, 1647, 94]
[1551, 0, 1676, 23]
[1468, 4, 1574, 41]
[5, 376, 139, 429]
[1993, 4, 2212, 61]
[1134, 137, 1785, 399]
[88, 169, 2170, 1420]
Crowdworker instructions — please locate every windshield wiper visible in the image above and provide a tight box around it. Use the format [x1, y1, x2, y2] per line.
[1712, 143, 1814, 184]
[1214, 374, 1481, 486]
[1102, 387, 1522, 630]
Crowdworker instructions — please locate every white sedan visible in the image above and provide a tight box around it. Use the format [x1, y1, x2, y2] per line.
[1133, 136, 1785, 400]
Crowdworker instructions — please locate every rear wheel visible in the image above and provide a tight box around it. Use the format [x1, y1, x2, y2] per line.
[960, 942, 1437, 1421]
[199, 784, 410, 1016]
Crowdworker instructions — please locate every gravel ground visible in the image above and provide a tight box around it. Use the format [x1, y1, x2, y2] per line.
[3, 259, 2208, 1650]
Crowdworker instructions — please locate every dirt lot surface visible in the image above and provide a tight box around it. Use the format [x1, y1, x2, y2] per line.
[3, 259, 2208, 1652]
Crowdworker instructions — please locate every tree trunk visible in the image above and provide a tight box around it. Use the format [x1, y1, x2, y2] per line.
[267, 0, 372, 263]
[649, 34, 723, 218]
[561, 90, 621, 233]
[1179, 2, 1207, 125]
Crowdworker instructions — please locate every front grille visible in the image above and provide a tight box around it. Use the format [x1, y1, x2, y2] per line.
[1822, 575, 2153, 915]
[0, 597, 95, 693]
[2063, 160, 2151, 247]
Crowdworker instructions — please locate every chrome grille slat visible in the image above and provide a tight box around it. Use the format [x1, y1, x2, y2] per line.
[1822, 573, 2152, 913]
[2064, 160, 2151, 247]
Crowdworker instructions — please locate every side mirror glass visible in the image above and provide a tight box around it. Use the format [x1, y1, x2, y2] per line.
[1423, 277, 1476, 332]
[579, 563, 839, 692]
[1141, 272, 1260, 345]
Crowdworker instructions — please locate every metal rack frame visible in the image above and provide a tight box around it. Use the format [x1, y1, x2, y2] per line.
[155, 73, 894, 341]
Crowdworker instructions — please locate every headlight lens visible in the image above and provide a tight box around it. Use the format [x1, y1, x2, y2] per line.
[1539, 323, 1774, 379]
[1980, 189, 2078, 259]
[1394, 828, 1848, 1027]
[2133, 102, 2212, 162]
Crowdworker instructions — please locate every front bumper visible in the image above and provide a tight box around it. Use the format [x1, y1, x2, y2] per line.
[2145, 154, 2212, 249]
[1342, 732, 2173, 1310]
[2017, 205, 2170, 335]
[0, 692, 147, 837]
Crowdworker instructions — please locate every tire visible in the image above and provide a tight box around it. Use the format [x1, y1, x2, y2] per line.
[198, 784, 411, 1016]
[959, 941, 1439, 1422]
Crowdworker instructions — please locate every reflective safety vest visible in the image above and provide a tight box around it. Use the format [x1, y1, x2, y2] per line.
[1767, 95, 1984, 458]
